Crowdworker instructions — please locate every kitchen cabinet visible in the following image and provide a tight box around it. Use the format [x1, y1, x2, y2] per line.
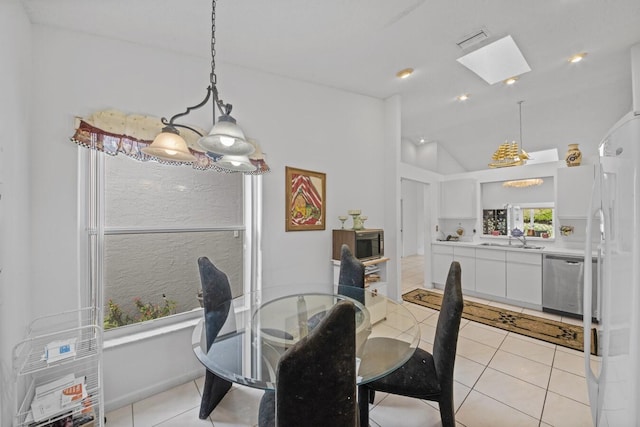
[475, 248, 506, 298]
[439, 179, 477, 219]
[431, 244, 453, 285]
[557, 164, 595, 218]
[506, 252, 542, 305]
[453, 246, 476, 292]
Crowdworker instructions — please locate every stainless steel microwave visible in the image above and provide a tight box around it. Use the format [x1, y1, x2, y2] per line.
[332, 229, 384, 261]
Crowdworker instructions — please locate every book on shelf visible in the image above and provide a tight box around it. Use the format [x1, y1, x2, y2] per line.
[28, 374, 92, 425]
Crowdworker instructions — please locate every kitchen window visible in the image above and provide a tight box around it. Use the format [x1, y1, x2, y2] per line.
[482, 205, 554, 239]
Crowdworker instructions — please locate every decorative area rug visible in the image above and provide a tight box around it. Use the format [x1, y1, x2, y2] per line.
[403, 289, 598, 355]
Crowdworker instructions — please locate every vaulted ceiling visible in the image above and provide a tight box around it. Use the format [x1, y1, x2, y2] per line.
[21, 0, 640, 170]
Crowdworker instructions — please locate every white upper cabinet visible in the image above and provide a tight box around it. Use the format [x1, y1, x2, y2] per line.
[440, 179, 477, 219]
[557, 164, 595, 218]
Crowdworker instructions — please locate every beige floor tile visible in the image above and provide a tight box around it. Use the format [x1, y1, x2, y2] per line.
[488, 350, 551, 388]
[459, 322, 508, 349]
[208, 385, 262, 427]
[385, 304, 422, 332]
[402, 301, 438, 323]
[453, 355, 486, 388]
[500, 334, 556, 365]
[419, 322, 437, 344]
[507, 331, 557, 349]
[105, 404, 133, 427]
[548, 368, 590, 405]
[553, 348, 587, 377]
[154, 406, 214, 426]
[133, 381, 202, 427]
[474, 368, 546, 419]
[369, 393, 443, 427]
[456, 390, 539, 427]
[456, 335, 498, 365]
[542, 391, 594, 427]
[425, 380, 471, 412]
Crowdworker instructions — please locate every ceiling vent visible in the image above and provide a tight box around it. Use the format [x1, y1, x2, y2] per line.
[456, 29, 489, 50]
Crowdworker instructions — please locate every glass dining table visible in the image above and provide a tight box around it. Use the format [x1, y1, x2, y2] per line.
[191, 283, 421, 391]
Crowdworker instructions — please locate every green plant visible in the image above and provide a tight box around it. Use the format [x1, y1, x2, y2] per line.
[104, 294, 177, 330]
[134, 294, 177, 322]
[104, 299, 133, 330]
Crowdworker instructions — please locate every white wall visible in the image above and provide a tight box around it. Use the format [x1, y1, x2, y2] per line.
[26, 24, 386, 410]
[401, 139, 466, 174]
[0, 2, 32, 425]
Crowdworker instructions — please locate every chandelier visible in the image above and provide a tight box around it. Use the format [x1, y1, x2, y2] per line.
[142, 0, 256, 172]
[489, 101, 530, 168]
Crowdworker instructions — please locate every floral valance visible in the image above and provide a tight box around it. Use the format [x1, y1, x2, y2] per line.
[70, 109, 269, 174]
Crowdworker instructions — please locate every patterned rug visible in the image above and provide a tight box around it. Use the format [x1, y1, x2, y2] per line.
[403, 289, 598, 355]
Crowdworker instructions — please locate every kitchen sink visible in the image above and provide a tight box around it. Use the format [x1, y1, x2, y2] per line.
[478, 242, 544, 250]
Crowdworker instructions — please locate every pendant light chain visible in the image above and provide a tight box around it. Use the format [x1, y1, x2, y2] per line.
[210, 0, 217, 87]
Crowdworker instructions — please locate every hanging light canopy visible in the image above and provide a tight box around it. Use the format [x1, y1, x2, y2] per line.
[142, 0, 255, 172]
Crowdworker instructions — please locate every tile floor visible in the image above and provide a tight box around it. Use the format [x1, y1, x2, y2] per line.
[105, 255, 596, 426]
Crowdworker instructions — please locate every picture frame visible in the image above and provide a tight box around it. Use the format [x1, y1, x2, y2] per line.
[285, 166, 326, 231]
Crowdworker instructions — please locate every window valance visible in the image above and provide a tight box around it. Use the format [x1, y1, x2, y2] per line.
[70, 109, 269, 174]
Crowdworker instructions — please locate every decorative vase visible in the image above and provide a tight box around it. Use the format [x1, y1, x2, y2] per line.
[565, 144, 582, 167]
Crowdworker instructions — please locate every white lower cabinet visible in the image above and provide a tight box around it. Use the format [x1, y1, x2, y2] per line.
[454, 247, 476, 292]
[431, 245, 453, 285]
[506, 252, 542, 305]
[475, 249, 506, 298]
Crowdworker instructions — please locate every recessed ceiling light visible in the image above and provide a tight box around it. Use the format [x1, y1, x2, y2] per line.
[569, 52, 587, 63]
[457, 94, 470, 101]
[396, 68, 414, 79]
[504, 77, 519, 85]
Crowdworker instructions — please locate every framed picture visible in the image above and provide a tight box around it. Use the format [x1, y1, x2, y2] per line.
[285, 166, 326, 231]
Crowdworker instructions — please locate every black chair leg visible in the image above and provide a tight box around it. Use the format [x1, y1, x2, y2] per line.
[438, 396, 456, 427]
[358, 385, 370, 427]
[199, 369, 232, 419]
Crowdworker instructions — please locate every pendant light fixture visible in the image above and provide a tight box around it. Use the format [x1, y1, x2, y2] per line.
[142, 0, 255, 172]
[489, 100, 530, 168]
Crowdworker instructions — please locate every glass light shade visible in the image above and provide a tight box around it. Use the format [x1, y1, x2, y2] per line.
[502, 178, 544, 188]
[215, 154, 257, 172]
[197, 115, 255, 156]
[142, 130, 196, 162]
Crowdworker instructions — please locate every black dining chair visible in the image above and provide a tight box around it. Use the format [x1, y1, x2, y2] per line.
[308, 244, 366, 330]
[197, 256, 234, 419]
[258, 299, 358, 427]
[359, 261, 464, 427]
[337, 243, 366, 303]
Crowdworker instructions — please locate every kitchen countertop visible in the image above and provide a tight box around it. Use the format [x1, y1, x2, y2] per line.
[432, 240, 594, 257]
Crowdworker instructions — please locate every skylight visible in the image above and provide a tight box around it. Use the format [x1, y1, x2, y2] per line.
[456, 35, 531, 85]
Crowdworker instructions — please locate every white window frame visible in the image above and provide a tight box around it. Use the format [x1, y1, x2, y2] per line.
[78, 148, 262, 340]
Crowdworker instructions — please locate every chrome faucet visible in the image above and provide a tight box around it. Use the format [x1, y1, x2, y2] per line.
[510, 228, 527, 246]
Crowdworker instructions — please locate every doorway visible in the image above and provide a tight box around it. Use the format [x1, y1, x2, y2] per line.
[400, 179, 431, 294]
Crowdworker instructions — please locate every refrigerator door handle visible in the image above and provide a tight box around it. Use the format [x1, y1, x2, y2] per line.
[585, 182, 604, 425]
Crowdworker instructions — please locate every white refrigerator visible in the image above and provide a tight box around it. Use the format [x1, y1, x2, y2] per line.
[585, 111, 640, 426]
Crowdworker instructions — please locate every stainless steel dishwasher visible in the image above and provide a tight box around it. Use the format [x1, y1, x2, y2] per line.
[542, 254, 599, 321]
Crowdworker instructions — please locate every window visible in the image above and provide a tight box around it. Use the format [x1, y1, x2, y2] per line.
[82, 150, 258, 331]
[482, 205, 554, 239]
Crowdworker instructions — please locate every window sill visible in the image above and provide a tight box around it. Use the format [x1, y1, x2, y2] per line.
[104, 309, 202, 349]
